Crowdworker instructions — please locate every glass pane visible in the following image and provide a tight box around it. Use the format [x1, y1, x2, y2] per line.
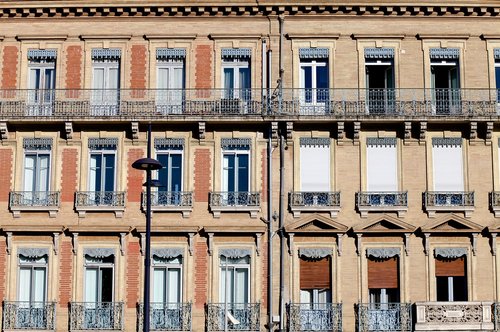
[108, 67, 120, 90]
[24, 155, 36, 192]
[18, 267, 32, 302]
[45, 68, 56, 90]
[89, 154, 101, 192]
[100, 267, 113, 302]
[167, 268, 181, 303]
[85, 268, 98, 303]
[436, 276, 449, 301]
[103, 154, 115, 191]
[496, 66, 500, 102]
[237, 154, 249, 192]
[170, 154, 182, 192]
[220, 267, 235, 303]
[224, 68, 234, 90]
[33, 267, 46, 302]
[157, 67, 169, 89]
[172, 67, 184, 89]
[239, 67, 251, 101]
[223, 155, 235, 192]
[302, 66, 312, 103]
[92, 67, 105, 90]
[153, 268, 166, 303]
[453, 276, 468, 301]
[38, 155, 50, 192]
[158, 154, 169, 190]
[234, 268, 248, 303]
[300, 290, 312, 305]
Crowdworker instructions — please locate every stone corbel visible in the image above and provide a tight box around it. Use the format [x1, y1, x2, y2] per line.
[470, 122, 477, 140]
[404, 122, 412, 141]
[288, 233, 294, 256]
[472, 233, 478, 256]
[72, 233, 79, 256]
[0, 122, 8, 140]
[255, 233, 262, 256]
[53, 233, 60, 255]
[336, 233, 344, 256]
[424, 232, 430, 256]
[271, 122, 278, 143]
[6, 232, 12, 255]
[120, 233, 126, 256]
[486, 122, 493, 144]
[198, 122, 206, 140]
[188, 233, 195, 256]
[404, 233, 410, 256]
[207, 233, 214, 256]
[131, 122, 139, 140]
[140, 233, 146, 256]
[337, 122, 344, 145]
[353, 122, 360, 144]
[491, 233, 497, 256]
[420, 122, 427, 141]
[356, 234, 362, 256]
[65, 122, 73, 140]
[286, 122, 293, 142]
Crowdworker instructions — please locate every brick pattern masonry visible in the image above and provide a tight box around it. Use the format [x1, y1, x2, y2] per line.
[126, 241, 141, 308]
[194, 149, 211, 202]
[2, 46, 18, 89]
[0, 149, 12, 202]
[59, 240, 73, 308]
[65, 45, 82, 89]
[127, 148, 144, 203]
[61, 149, 78, 202]
[195, 45, 212, 89]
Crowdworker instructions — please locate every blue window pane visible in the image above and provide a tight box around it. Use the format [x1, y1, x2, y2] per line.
[317, 64, 329, 102]
[225, 155, 235, 192]
[171, 154, 182, 192]
[237, 154, 249, 192]
[157, 154, 169, 191]
[495, 66, 500, 102]
[303, 66, 312, 102]
[103, 154, 115, 191]
[91, 154, 102, 191]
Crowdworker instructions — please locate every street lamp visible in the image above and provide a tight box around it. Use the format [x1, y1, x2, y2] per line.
[132, 124, 163, 332]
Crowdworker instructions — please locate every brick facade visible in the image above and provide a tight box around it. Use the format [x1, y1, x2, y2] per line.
[58, 240, 73, 308]
[130, 45, 147, 90]
[1, 46, 18, 89]
[194, 239, 208, 309]
[61, 149, 78, 203]
[127, 148, 144, 203]
[0, 149, 12, 202]
[126, 241, 141, 309]
[65, 45, 82, 90]
[194, 149, 211, 202]
[195, 45, 212, 89]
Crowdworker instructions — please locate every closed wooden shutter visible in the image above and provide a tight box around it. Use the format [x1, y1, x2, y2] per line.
[435, 257, 466, 277]
[300, 257, 331, 289]
[368, 257, 399, 289]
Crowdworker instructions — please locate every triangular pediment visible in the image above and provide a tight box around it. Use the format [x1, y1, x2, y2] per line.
[421, 213, 483, 233]
[285, 214, 348, 234]
[353, 214, 416, 233]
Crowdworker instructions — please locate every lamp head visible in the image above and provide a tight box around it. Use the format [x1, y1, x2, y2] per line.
[132, 157, 163, 171]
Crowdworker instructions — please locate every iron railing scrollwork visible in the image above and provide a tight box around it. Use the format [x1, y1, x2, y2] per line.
[142, 191, 193, 207]
[494, 303, 500, 331]
[206, 303, 260, 331]
[357, 303, 411, 332]
[9, 191, 60, 208]
[209, 192, 261, 207]
[2, 301, 56, 330]
[289, 192, 341, 207]
[287, 303, 342, 332]
[356, 192, 408, 207]
[75, 191, 126, 207]
[137, 302, 192, 331]
[424, 191, 474, 207]
[490, 192, 500, 209]
[69, 302, 123, 330]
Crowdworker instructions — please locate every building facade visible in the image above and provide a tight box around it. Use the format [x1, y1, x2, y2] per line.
[0, 1, 499, 331]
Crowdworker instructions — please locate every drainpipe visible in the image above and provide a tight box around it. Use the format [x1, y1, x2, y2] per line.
[278, 131, 285, 332]
[267, 124, 274, 332]
[262, 39, 267, 105]
[278, 15, 284, 114]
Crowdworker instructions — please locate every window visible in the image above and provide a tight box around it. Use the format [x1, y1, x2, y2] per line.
[155, 138, 184, 205]
[367, 251, 400, 305]
[221, 48, 251, 101]
[219, 254, 250, 304]
[299, 138, 330, 206]
[88, 138, 117, 205]
[299, 48, 329, 114]
[152, 252, 182, 304]
[435, 249, 467, 301]
[222, 139, 250, 205]
[432, 138, 463, 192]
[365, 48, 395, 114]
[430, 48, 460, 115]
[22, 138, 52, 205]
[91, 49, 121, 116]
[495, 49, 500, 103]
[366, 138, 397, 192]
[27, 50, 56, 116]
[17, 249, 48, 329]
[299, 256, 332, 306]
[156, 48, 185, 114]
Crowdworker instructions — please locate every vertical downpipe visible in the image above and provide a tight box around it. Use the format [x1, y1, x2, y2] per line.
[267, 125, 273, 332]
[279, 132, 285, 332]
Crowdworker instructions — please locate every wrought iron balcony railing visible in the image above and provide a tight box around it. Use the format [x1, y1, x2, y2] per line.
[494, 303, 500, 331]
[69, 302, 123, 331]
[423, 191, 475, 217]
[74, 191, 126, 218]
[3, 301, 56, 330]
[287, 303, 342, 332]
[206, 303, 260, 331]
[142, 191, 194, 217]
[209, 191, 261, 218]
[9, 191, 61, 217]
[415, 302, 494, 331]
[357, 303, 411, 332]
[490, 192, 500, 217]
[356, 191, 408, 217]
[0, 88, 498, 119]
[137, 302, 192, 331]
[288, 191, 341, 218]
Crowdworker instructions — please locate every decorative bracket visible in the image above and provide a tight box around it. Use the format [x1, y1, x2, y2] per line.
[424, 232, 430, 256]
[0, 122, 8, 140]
[470, 122, 477, 140]
[491, 233, 497, 256]
[420, 121, 427, 141]
[286, 122, 293, 142]
[486, 122, 493, 143]
[140, 233, 146, 256]
[207, 232, 214, 256]
[472, 233, 478, 256]
[404, 122, 412, 140]
[337, 122, 344, 145]
[404, 233, 410, 256]
[120, 233, 126, 256]
[131, 122, 139, 140]
[198, 122, 206, 140]
[65, 122, 73, 140]
[288, 233, 295, 256]
[353, 122, 361, 143]
[53, 233, 60, 255]
[72, 233, 79, 256]
[356, 233, 362, 256]
[255, 233, 262, 256]
[271, 122, 278, 142]
[188, 233, 195, 256]
[336, 233, 344, 256]
[6, 232, 12, 255]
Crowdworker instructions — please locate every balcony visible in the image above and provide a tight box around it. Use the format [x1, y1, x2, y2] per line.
[287, 303, 342, 332]
[423, 191, 474, 217]
[2, 301, 56, 330]
[489, 192, 500, 217]
[137, 302, 192, 331]
[357, 303, 411, 332]
[356, 191, 408, 218]
[288, 191, 341, 218]
[69, 302, 123, 331]
[74, 191, 126, 218]
[0, 88, 498, 121]
[9, 191, 60, 218]
[415, 302, 494, 331]
[142, 191, 193, 218]
[209, 192, 261, 218]
[206, 303, 260, 332]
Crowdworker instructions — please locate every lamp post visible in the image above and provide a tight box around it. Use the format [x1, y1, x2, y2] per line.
[132, 124, 163, 332]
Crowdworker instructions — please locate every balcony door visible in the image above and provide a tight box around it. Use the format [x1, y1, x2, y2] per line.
[84, 254, 114, 329]
[23, 152, 50, 205]
[157, 61, 184, 114]
[222, 59, 251, 101]
[436, 255, 467, 301]
[18, 253, 48, 329]
[28, 61, 55, 116]
[299, 59, 329, 114]
[432, 140, 464, 192]
[365, 60, 394, 114]
[89, 151, 116, 205]
[222, 151, 249, 205]
[92, 59, 120, 116]
[152, 255, 182, 305]
[431, 60, 460, 115]
[495, 59, 500, 104]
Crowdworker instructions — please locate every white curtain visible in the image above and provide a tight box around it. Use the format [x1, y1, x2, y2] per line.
[85, 268, 98, 305]
[24, 155, 35, 192]
[222, 155, 231, 192]
[153, 268, 166, 303]
[300, 145, 330, 191]
[300, 290, 311, 304]
[167, 268, 181, 303]
[367, 144, 398, 191]
[433, 144, 464, 191]
[18, 268, 31, 303]
[234, 268, 248, 304]
[38, 155, 49, 192]
[33, 268, 46, 302]
[89, 155, 98, 192]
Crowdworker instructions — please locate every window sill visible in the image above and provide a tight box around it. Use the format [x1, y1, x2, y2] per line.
[425, 205, 474, 218]
[210, 205, 260, 218]
[290, 206, 340, 218]
[10, 206, 59, 218]
[150, 205, 193, 218]
[357, 206, 408, 218]
[75, 205, 125, 218]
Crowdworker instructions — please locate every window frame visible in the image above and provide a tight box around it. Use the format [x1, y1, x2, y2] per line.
[156, 148, 184, 192]
[221, 148, 251, 193]
[151, 255, 183, 304]
[17, 253, 48, 303]
[83, 254, 115, 303]
[88, 148, 117, 193]
[23, 149, 51, 193]
[219, 255, 251, 304]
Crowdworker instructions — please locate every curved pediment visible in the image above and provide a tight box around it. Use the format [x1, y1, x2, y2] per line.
[353, 214, 416, 234]
[285, 214, 349, 234]
[421, 213, 483, 233]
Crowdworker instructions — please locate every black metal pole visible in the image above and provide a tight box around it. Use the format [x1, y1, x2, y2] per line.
[143, 124, 152, 332]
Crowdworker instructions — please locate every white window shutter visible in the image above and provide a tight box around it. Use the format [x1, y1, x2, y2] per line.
[433, 145, 464, 191]
[300, 145, 330, 191]
[367, 145, 398, 191]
